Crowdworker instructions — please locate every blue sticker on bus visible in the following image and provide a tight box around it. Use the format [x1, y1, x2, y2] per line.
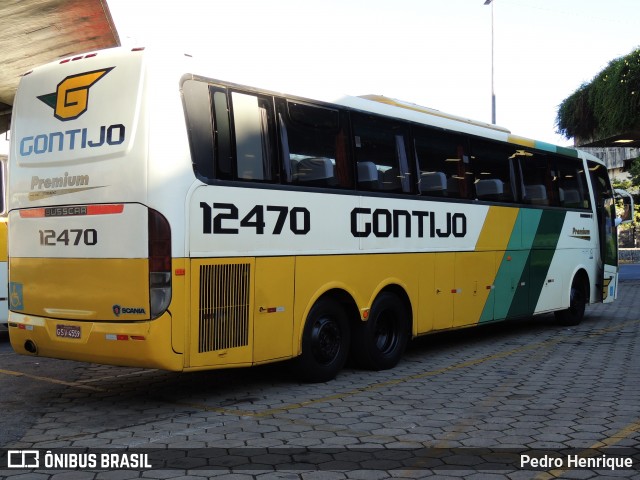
[9, 282, 24, 311]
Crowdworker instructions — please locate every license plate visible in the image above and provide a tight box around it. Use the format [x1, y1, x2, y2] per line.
[56, 324, 81, 339]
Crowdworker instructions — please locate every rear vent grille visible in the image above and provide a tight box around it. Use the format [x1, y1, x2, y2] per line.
[198, 263, 250, 353]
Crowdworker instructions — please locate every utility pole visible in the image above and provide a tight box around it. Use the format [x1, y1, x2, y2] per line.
[484, 0, 496, 124]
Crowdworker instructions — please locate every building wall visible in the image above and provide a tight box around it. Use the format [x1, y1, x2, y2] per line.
[581, 147, 639, 180]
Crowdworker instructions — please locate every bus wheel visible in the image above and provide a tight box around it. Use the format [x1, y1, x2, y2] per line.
[294, 298, 350, 383]
[352, 292, 410, 371]
[555, 276, 587, 326]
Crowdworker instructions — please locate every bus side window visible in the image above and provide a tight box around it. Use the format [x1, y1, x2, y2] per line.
[589, 160, 617, 265]
[517, 150, 559, 206]
[414, 127, 470, 198]
[352, 113, 412, 193]
[469, 140, 516, 203]
[211, 89, 233, 180]
[277, 100, 353, 188]
[182, 79, 215, 180]
[556, 158, 590, 209]
[231, 92, 277, 182]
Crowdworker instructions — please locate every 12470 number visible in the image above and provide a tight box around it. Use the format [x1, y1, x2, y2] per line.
[200, 203, 310, 235]
[39, 229, 97, 246]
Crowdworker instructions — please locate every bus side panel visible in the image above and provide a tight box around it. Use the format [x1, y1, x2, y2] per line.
[474, 206, 520, 324]
[481, 209, 540, 321]
[185, 256, 296, 368]
[417, 254, 435, 334]
[188, 258, 254, 368]
[528, 210, 566, 314]
[432, 253, 454, 330]
[253, 256, 295, 363]
[530, 249, 564, 312]
[524, 210, 566, 315]
[534, 210, 599, 312]
[453, 251, 495, 328]
[492, 250, 530, 320]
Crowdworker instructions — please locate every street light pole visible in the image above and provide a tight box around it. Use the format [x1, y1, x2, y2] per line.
[484, 0, 496, 124]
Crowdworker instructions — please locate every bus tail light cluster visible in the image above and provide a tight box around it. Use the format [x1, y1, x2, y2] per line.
[105, 334, 146, 341]
[148, 209, 171, 318]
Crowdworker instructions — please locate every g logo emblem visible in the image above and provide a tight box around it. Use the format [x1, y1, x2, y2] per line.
[37, 67, 114, 121]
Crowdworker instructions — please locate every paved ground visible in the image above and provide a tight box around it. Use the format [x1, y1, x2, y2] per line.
[0, 281, 639, 479]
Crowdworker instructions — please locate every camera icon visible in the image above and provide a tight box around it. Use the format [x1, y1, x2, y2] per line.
[7, 450, 39, 468]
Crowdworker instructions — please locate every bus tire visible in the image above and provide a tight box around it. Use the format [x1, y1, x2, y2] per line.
[294, 298, 350, 383]
[555, 276, 587, 326]
[351, 292, 410, 371]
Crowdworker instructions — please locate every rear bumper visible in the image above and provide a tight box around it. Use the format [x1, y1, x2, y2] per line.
[8, 311, 183, 371]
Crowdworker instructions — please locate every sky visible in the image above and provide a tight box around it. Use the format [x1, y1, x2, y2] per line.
[104, 0, 639, 146]
[2, 0, 639, 155]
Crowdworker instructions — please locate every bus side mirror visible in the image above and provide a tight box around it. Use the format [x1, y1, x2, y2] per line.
[614, 189, 634, 224]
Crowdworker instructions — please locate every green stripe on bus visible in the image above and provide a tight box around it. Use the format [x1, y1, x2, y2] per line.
[555, 145, 579, 158]
[531, 140, 557, 153]
[531, 140, 579, 158]
[480, 209, 566, 323]
[524, 210, 567, 316]
[480, 209, 541, 323]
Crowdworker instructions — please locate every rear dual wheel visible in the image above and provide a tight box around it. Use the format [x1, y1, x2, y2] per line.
[294, 298, 350, 383]
[351, 292, 410, 371]
[295, 292, 411, 382]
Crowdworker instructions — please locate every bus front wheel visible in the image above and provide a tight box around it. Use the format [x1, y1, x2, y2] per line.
[555, 276, 587, 326]
[351, 292, 410, 371]
[294, 298, 350, 383]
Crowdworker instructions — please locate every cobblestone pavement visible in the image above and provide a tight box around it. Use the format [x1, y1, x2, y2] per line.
[1, 282, 639, 479]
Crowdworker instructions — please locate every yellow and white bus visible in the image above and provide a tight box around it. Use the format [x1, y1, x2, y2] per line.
[7, 47, 630, 381]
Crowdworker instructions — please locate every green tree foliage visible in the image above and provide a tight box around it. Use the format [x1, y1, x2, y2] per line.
[557, 48, 640, 141]
[627, 157, 640, 188]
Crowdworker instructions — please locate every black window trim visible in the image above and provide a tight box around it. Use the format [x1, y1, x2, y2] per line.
[182, 76, 592, 211]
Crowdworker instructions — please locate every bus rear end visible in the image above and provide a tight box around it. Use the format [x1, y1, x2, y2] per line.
[8, 48, 182, 370]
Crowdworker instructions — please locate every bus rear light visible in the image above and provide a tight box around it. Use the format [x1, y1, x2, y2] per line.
[150, 272, 171, 318]
[105, 334, 146, 341]
[106, 334, 129, 341]
[148, 209, 171, 318]
[87, 204, 125, 215]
